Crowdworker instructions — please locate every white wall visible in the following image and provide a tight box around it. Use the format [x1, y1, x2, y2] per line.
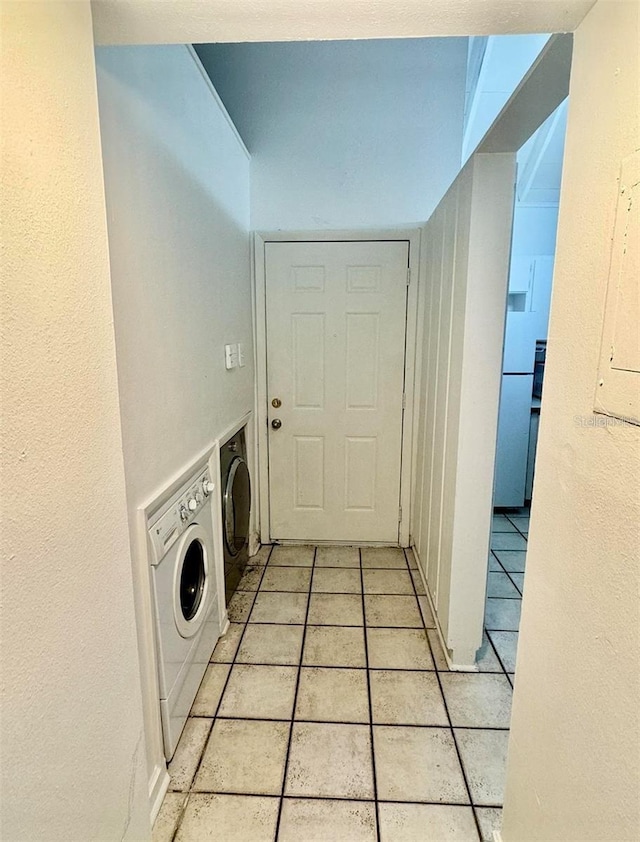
[0, 3, 149, 840]
[510, 204, 559, 257]
[196, 39, 468, 230]
[501, 1, 640, 839]
[412, 153, 515, 665]
[95, 44, 253, 800]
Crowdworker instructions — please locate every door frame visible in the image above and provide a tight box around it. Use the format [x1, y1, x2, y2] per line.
[253, 228, 422, 546]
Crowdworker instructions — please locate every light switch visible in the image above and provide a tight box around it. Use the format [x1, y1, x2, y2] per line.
[224, 344, 238, 370]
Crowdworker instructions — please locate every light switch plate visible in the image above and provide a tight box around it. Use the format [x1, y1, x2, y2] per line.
[224, 343, 238, 370]
[238, 342, 246, 367]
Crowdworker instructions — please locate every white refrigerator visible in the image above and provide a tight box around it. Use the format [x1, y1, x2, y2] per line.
[494, 257, 553, 508]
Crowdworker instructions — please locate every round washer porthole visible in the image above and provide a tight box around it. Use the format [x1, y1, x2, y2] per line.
[173, 524, 211, 639]
[180, 540, 205, 621]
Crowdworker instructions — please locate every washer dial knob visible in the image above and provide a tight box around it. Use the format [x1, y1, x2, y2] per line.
[203, 480, 215, 495]
[187, 498, 198, 512]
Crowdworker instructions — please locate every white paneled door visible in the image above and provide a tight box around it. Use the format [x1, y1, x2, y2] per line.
[265, 240, 409, 542]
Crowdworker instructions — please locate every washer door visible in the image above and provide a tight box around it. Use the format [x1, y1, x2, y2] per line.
[173, 524, 211, 639]
[223, 455, 251, 557]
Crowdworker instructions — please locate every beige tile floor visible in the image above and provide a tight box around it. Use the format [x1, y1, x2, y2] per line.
[487, 509, 529, 687]
[154, 540, 520, 842]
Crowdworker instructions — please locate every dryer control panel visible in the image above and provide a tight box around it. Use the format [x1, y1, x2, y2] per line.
[149, 467, 215, 564]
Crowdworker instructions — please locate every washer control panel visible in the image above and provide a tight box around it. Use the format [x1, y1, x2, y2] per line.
[149, 467, 214, 563]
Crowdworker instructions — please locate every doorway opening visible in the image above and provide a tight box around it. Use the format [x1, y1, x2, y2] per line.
[486, 99, 569, 682]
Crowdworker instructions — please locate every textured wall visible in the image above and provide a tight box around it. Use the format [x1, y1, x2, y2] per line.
[197, 38, 467, 230]
[0, 3, 149, 840]
[501, 1, 640, 839]
[95, 44, 253, 795]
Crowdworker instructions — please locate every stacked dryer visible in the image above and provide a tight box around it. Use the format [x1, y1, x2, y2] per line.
[220, 427, 251, 601]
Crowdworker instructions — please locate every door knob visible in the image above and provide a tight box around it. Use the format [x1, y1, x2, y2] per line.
[271, 418, 282, 430]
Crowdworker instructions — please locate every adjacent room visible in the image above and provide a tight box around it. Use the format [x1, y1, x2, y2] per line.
[486, 98, 567, 679]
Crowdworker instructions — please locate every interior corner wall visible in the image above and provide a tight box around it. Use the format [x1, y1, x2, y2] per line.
[0, 3, 149, 840]
[501, 1, 640, 839]
[94, 44, 253, 792]
[196, 38, 468, 231]
[412, 152, 515, 666]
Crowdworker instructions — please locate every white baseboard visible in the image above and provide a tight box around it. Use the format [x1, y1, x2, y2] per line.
[149, 762, 170, 826]
[249, 531, 260, 557]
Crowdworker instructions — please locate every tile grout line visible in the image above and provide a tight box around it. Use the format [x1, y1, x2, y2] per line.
[169, 546, 273, 840]
[487, 547, 520, 681]
[487, 593, 522, 602]
[179, 788, 504, 809]
[168, 791, 191, 842]
[504, 512, 530, 541]
[188, 663, 504, 674]
[273, 546, 316, 842]
[359, 547, 382, 842]
[404, 548, 483, 842]
[485, 629, 515, 688]
[486, 596, 524, 601]
[251, 589, 417, 596]
[484, 628, 512, 681]
[188, 712, 510, 731]
[255, 563, 410, 570]
[491, 549, 525, 597]
[487, 552, 524, 598]
[242, 622, 429, 629]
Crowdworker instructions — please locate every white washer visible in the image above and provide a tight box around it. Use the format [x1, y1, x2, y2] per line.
[147, 463, 221, 760]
